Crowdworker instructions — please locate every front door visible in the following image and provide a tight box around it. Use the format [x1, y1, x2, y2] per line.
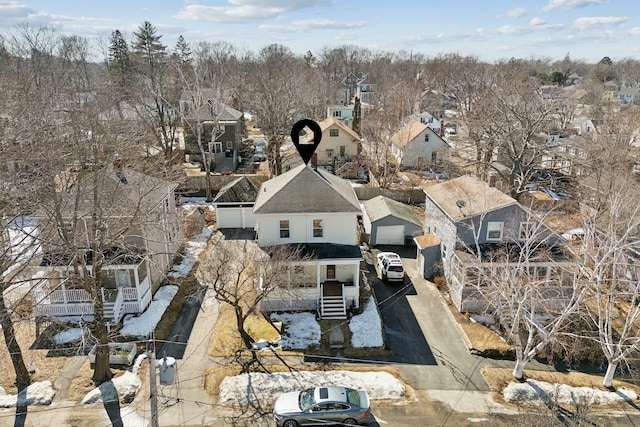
[326, 265, 336, 280]
[115, 270, 131, 288]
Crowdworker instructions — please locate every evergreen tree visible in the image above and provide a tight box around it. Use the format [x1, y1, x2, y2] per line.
[352, 96, 362, 135]
[132, 21, 167, 79]
[174, 35, 192, 64]
[108, 30, 132, 89]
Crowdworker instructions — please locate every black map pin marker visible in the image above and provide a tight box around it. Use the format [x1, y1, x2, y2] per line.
[291, 119, 322, 165]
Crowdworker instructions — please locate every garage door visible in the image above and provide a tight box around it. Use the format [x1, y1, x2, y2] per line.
[375, 225, 405, 245]
[217, 208, 243, 228]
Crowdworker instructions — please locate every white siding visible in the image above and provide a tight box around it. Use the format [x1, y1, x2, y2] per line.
[257, 213, 358, 247]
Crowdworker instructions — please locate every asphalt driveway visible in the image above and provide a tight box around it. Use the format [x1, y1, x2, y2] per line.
[366, 245, 437, 365]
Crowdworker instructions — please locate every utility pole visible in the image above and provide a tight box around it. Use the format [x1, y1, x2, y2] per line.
[149, 341, 159, 427]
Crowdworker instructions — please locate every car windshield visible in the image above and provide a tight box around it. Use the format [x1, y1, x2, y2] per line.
[299, 388, 315, 410]
[345, 388, 360, 406]
[388, 265, 404, 272]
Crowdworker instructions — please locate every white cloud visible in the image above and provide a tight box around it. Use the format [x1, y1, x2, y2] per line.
[174, 0, 330, 23]
[630, 27, 640, 36]
[230, 0, 330, 9]
[504, 7, 527, 18]
[530, 17, 546, 26]
[260, 19, 367, 33]
[497, 26, 519, 35]
[174, 5, 280, 22]
[573, 16, 628, 30]
[335, 31, 358, 41]
[543, 0, 608, 12]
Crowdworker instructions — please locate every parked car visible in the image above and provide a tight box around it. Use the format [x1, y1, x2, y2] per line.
[375, 252, 406, 283]
[273, 386, 372, 427]
[253, 141, 267, 162]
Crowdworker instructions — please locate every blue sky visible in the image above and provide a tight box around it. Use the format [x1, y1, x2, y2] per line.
[1, 0, 639, 62]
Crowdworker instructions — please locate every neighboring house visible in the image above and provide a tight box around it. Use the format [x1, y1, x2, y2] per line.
[180, 90, 243, 155]
[540, 133, 588, 176]
[327, 104, 355, 129]
[31, 167, 182, 324]
[617, 86, 640, 104]
[356, 75, 375, 104]
[390, 120, 450, 169]
[313, 117, 361, 167]
[253, 164, 363, 319]
[414, 234, 441, 279]
[213, 176, 262, 229]
[415, 111, 442, 134]
[362, 196, 422, 245]
[422, 175, 573, 313]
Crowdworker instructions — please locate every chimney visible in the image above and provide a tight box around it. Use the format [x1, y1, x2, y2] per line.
[310, 152, 318, 169]
[487, 170, 497, 187]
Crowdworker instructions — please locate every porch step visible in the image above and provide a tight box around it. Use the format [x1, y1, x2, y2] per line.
[321, 296, 347, 320]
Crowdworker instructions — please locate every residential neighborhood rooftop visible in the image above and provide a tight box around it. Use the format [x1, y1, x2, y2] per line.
[363, 195, 422, 226]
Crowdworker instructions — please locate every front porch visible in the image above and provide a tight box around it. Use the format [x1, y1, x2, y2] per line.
[31, 260, 152, 323]
[260, 261, 361, 320]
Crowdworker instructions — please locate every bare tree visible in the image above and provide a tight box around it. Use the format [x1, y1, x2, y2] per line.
[198, 238, 309, 349]
[246, 44, 309, 176]
[462, 214, 586, 380]
[579, 172, 640, 387]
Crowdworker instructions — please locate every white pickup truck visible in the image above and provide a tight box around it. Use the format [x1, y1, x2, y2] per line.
[375, 252, 406, 283]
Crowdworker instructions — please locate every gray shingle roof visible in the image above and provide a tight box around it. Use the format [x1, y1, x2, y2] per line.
[253, 164, 361, 214]
[213, 176, 262, 204]
[363, 195, 421, 226]
[425, 175, 516, 220]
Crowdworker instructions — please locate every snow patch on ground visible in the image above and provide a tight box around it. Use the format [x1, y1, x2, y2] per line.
[120, 285, 178, 338]
[219, 370, 405, 406]
[0, 381, 55, 408]
[504, 379, 639, 405]
[53, 328, 85, 344]
[81, 371, 141, 404]
[271, 312, 320, 349]
[168, 227, 212, 279]
[350, 297, 383, 348]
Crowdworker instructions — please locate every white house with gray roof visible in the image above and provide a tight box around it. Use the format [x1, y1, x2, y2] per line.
[253, 163, 363, 319]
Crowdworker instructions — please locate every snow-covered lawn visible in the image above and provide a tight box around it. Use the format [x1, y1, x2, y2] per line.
[120, 285, 178, 338]
[0, 382, 55, 408]
[271, 312, 320, 349]
[219, 370, 405, 407]
[168, 226, 212, 279]
[53, 328, 85, 344]
[349, 297, 383, 348]
[504, 379, 639, 406]
[82, 353, 147, 405]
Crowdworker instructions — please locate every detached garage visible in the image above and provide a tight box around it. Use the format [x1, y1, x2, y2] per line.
[362, 195, 423, 245]
[213, 176, 261, 229]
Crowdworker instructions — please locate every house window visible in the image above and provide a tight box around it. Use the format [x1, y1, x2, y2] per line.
[279, 220, 290, 239]
[424, 133, 430, 142]
[334, 110, 341, 117]
[326, 149, 334, 160]
[313, 219, 323, 238]
[431, 151, 437, 163]
[519, 222, 535, 240]
[339, 146, 346, 157]
[330, 129, 339, 137]
[486, 222, 504, 241]
[326, 265, 336, 280]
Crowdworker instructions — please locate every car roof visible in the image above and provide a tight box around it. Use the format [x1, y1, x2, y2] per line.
[314, 386, 351, 403]
[378, 252, 400, 259]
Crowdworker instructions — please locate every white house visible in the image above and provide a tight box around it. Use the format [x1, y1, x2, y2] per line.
[313, 117, 361, 167]
[327, 104, 355, 129]
[390, 120, 450, 169]
[31, 168, 182, 323]
[253, 164, 363, 319]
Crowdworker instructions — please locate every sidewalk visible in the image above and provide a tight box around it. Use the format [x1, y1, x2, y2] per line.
[131, 288, 222, 427]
